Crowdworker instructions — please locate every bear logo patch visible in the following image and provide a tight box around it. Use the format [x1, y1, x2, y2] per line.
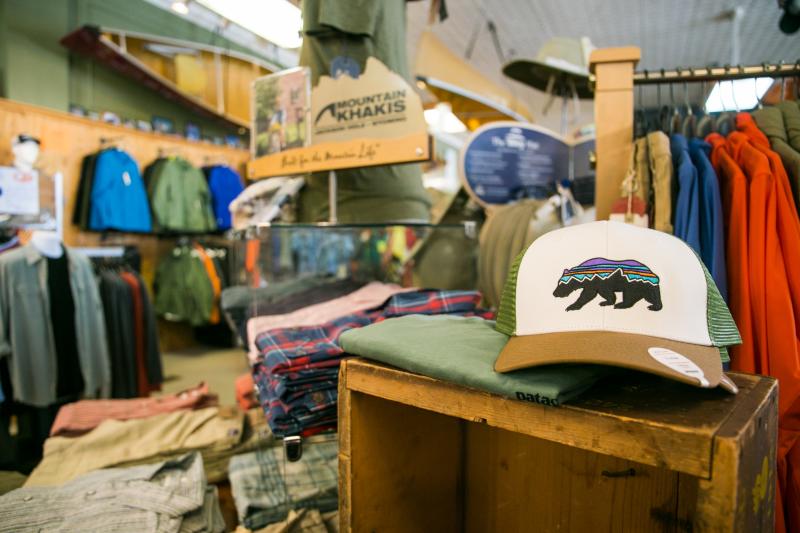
[553, 258, 663, 311]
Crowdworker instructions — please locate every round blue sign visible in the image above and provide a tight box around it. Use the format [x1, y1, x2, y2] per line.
[460, 122, 568, 206]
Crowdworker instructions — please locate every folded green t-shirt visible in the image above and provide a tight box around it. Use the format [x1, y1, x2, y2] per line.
[339, 315, 615, 407]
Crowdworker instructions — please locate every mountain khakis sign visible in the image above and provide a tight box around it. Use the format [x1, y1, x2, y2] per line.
[248, 58, 431, 179]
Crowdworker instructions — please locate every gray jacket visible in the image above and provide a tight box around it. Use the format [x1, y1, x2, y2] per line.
[0, 245, 110, 406]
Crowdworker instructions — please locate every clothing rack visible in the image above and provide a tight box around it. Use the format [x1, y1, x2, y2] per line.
[73, 246, 126, 258]
[632, 62, 800, 85]
[588, 48, 800, 219]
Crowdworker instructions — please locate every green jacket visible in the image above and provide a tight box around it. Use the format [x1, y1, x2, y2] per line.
[753, 107, 800, 215]
[154, 247, 214, 326]
[149, 157, 217, 232]
[779, 101, 800, 153]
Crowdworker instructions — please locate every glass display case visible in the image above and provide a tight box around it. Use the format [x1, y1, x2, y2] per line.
[230, 222, 479, 297]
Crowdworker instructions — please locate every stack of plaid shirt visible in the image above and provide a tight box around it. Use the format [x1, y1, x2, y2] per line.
[251, 289, 491, 437]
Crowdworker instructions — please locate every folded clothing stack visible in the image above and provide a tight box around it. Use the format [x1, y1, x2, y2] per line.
[27, 406, 274, 487]
[229, 439, 338, 531]
[339, 315, 616, 406]
[233, 508, 338, 533]
[0, 452, 224, 533]
[50, 382, 218, 437]
[251, 289, 492, 437]
[221, 278, 366, 348]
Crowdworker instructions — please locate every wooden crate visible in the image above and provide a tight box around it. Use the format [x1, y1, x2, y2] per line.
[338, 359, 778, 532]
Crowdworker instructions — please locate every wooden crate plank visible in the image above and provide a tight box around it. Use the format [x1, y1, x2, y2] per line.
[345, 391, 463, 533]
[337, 365, 353, 533]
[465, 423, 682, 533]
[343, 360, 725, 477]
[694, 377, 778, 532]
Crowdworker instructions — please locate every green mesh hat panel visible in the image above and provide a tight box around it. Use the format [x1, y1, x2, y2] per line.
[495, 250, 525, 336]
[694, 251, 742, 349]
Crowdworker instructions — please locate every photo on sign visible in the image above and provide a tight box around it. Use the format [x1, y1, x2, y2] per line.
[252, 67, 311, 158]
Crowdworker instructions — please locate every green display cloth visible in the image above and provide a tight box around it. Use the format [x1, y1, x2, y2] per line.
[339, 315, 615, 407]
[297, 0, 431, 223]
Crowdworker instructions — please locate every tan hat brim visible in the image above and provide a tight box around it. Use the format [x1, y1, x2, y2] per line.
[495, 331, 737, 394]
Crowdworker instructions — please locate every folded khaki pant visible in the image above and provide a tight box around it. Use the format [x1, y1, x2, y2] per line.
[26, 407, 244, 487]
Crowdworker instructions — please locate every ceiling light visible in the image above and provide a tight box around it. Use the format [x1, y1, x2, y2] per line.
[171, 0, 189, 15]
[196, 0, 303, 49]
[704, 77, 773, 113]
[424, 104, 467, 134]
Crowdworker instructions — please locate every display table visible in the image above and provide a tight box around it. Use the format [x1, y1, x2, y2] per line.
[338, 359, 777, 532]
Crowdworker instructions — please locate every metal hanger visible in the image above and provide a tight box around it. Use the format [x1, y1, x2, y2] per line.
[754, 63, 766, 110]
[779, 61, 786, 102]
[695, 78, 715, 138]
[670, 71, 683, 134]
[658, 69, 671, 132]
[681, 71, 697, 137]
[634, 71, 647, 138]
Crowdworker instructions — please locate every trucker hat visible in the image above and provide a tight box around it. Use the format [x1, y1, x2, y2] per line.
[494, 220, 741, 393]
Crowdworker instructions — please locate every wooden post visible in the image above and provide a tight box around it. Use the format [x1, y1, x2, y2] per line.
[589, 47, 640, 220]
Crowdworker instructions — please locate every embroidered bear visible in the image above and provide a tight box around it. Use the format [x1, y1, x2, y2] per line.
[553, 258, 663, 311]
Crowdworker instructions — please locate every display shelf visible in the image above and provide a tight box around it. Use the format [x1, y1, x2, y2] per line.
[339, 359, 778, 532]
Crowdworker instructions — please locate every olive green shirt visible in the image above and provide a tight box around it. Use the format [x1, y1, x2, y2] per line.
[298, 0, 431, 223]
[339, 315, 614, 406]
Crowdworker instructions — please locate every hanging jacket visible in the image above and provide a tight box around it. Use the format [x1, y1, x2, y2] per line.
[647, 131, 674, 233]
[688, 138, 727, 300]
[706, 134, 755, 374]
[734, 113, 800, 533]
[154, 246, 215, 326]
[0, 245, 111, 406]
[88, 149, 152, 233]
[752, 107, 800, 216]
[149, 157, 216, 233]
[670, 134, 701, 252]
[779, 101, 800, 153]
[204, 166, 245, 231]
[73, 152, 99, 229]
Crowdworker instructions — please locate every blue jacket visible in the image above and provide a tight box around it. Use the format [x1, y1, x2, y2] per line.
[670, 134, 700, 254]
[89, 149, 152, 232]
[688, 138, 728, 301]
[205, 165, 244, 230]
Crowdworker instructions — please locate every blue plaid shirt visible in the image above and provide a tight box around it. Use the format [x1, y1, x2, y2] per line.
[252, 289, 491, 436]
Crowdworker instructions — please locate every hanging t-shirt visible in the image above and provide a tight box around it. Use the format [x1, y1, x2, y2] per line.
[297, 0, 431, 223]
[47, 251, 85, 399]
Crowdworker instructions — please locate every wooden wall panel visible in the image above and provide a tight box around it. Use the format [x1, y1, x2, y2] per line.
[0, 97, 249, 350]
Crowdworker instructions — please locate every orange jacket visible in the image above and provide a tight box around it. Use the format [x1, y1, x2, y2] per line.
[193, 244, 222, 325]
[706, 133, 755, 373]
[731, 118, 800, 533]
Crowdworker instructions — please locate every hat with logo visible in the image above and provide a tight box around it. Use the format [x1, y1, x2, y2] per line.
[494, 220, 740, 393]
